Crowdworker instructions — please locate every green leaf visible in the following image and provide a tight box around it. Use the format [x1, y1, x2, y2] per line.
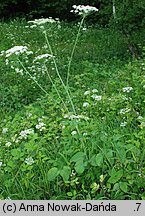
[108, 169, 123, 184]
[70, 152, 85, 162]
[113, 183, 120, 191]
[11, 148, 23, 159]
[47, 167, 59, 181]
[60, 166, 71, 182]
[75, 159, 85, 174]
[103, 149, 114, 166]
[90, 153, 103, 167]
[120, 182, 128, 193]
[67, 192, 73, 197]
[90, 155, 97, 166]
[96, 153, 103, 166]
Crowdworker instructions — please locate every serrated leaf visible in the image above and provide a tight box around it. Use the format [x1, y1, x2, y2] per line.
[70, 152, 85, 162]
[47, 167, 59, 181]
[108, 169, 123, 184]
[120, 182, 128, 193]
[60, 166, 71, 182]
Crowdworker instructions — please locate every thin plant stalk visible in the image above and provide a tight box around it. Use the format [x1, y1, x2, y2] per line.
[44, 63, 68, 112]
[44, 30, 77, 116]
[44, 30, 86, 151]
[66, 16, 85, 87]
[18, 59, 49, 96]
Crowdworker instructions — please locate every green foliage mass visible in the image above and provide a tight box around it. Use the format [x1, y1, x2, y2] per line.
[0, 18, 145, 200]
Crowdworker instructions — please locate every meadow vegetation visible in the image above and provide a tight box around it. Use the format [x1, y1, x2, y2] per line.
[0, 13, 145, 200]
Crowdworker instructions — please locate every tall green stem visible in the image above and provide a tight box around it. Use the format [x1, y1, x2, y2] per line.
[18, 59, 49, 96]
[44, 30, 86, 151]
[66, 16, 85, 87]
[44, 63, 68, 112]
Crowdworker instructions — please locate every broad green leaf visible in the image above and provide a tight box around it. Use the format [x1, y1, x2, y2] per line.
[104, 149, 114, 165]
[70, 152, 85, 162]
[108, 169, 123, 184]
[11, 148, 23, 159]
[75, 159, 85, 174]
[96, 153, 103, 166]
[60, 166, 71, 182]
[90, 155, 97, 166]
[7, 160, 16, 168]
[47, 167, 59, 181]
[90, 153, 103, 167]
[120, 182, 128, 193]
[67, 192, 73, 197]
[113, 183, 120, 191]
[115, 143, 126, 163]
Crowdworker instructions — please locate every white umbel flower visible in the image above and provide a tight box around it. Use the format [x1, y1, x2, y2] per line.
[83, 102, 89, 107]
[122, 87, 133, 93]
[2, 128, 8, 134]
[91, 94, 102, 101]
[5, 142, 12, 147]
[5, 46, 28, 57]
[84, 90, 91, 95]
[119, 108, 131, 115]
[120, 122, 127, 127]
[71, 131, 77, 136]
[71, 5, 98, 16]
[33, 53, 54, 62]
[25, 157, 34, 165]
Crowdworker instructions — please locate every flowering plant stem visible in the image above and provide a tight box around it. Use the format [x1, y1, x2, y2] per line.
[44, 30, 86, 152]
[66, 16, 85, 87]
[43, 31, 76, 113]
[18, 59, 49, 96]
[44, 63, 68, 112]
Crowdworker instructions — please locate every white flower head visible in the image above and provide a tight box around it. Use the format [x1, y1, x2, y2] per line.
[119, 108, 131, 115]
[25, 157, 34, 165]
[0, 161, 2, 167]
[5, 142, 12, 147]
[122, 87, 133, 93]
[71, 131, 77, 136]
[84, 90, 91, 95]
[83, 102, 89, 107]
[33, 53, 54, 62]
[120, 122, 127, 127]
[140, 122, 145, 128]
[35, 122, 46, 131]
[83, 132, 87, 136]
[137, 116, 143, 120]
[5, 46, 29, 57]
[2, 128, 8, 134]
[28, 17, 60, 26]
[64, 113, 89, 121]
[71, 5, 98, 17]
[91, 94, 102, 101]
[92, 89, 98, 93]
[19, 128, 34, 139]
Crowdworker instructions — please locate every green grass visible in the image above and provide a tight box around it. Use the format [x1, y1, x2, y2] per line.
[0, 18, 145, 200]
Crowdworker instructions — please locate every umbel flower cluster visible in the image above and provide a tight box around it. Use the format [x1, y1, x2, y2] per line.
[71, 5, 98, 16]
[28, 17, 60, 25]
[1, 46, 33, 58]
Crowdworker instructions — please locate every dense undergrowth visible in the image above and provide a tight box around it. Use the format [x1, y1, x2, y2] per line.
[0, 18, 145, 200]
